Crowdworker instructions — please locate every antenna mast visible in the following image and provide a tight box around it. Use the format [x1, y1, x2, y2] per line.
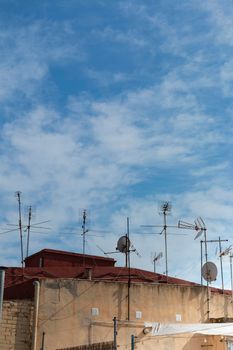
[15, 191, 24, 267]
[26, 206, 32, 258]
[127, 217, 131, 320]
[160, 202, 172, 277]
[152, 252, 163, 273]
[81, 209, 88, 265]
[200, 238, 228, 289]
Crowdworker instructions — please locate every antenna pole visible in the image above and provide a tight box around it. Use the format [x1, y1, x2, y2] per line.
[201, 238, 227, 288]
[127, 217, 131, 321]
[203, 228, 210, 320]
[163, 206, 168, 277]
[201, 240, 203, 285]
[82, 209, 87, 266]
[153, 257, 156, 274]
[113, 317, 117, 350]
[230, 254, 233, 302]
[26, 206, 32, 258]
[218, 236, 224, 292]
[16, 191, 24, 267]
[204, 228, 208, 267]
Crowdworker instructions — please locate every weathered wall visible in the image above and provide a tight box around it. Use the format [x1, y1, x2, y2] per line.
[36, 279, 233, 350]
[0, 299, 34, 350]
[58, 341, 114, 350]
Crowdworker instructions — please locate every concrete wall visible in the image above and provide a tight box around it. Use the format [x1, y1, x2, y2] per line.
[0, 299, 34, 350]
[36, 279, 233, 350]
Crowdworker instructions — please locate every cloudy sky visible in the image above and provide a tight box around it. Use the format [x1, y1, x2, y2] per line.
[1, 0, 233, 288]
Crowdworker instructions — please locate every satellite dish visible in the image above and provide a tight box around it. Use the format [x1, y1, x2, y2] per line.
[201, 261, 218, 282]
[117, 236, 130, 253]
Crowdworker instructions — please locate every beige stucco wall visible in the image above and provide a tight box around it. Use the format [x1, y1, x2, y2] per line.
[36, 279, 233, 350]
[0, 299, 34, 350]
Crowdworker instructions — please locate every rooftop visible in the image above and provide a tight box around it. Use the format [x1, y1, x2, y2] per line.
[3, 248, 230, 299]
[25, 248, 116, 265]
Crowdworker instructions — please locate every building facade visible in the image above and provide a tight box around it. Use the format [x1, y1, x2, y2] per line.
[1, 249, 233, 350]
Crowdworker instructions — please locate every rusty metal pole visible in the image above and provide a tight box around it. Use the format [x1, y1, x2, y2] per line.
[113, 317, 117, 350]
[0, 267, 6, 321]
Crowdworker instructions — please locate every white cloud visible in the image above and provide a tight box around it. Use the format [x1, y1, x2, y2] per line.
[0, 0, 233, 291]
[0, 21, 81, 102]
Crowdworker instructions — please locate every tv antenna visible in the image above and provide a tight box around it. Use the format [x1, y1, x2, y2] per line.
[117, 217, 132, 320]
[151, 252, 163, 273]
[201, 237, 228, 291]
[179, 217, 215, 319]
[219, 244, 233, 257]
[141, 201, 173, 277]
[219, 245, 233, 300]
[103, 218, 141, 320]
[1, 193, 50, 263]
[15, 191, 24, 267]
[26, 206, 32, 259]
[201, 260, 218, 320]
[81, 209, 88, 265]
[178, 217, 207, 266]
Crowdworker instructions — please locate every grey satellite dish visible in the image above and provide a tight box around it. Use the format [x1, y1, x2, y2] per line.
[117, 236, 130, 253]
[201, 261, 218, 282]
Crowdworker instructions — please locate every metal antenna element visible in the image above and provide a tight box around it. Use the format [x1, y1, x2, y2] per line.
[26, 206, 32, 259]
[200, 238, 228, 290]
[130, 242, 141, 258]
[179, 216, 212, 318]
[15, 191, 24, 267]
[81, 209, 88, 265]
[230, 254, 233, 302]
[219, 245, 233, 299]
[178, 217, 208, 281]
[219, 244, 233, 257]
[95, 244, 111, 258]
[105, 218, 141, 320]
[159, 202, 172, 277]
[152, 252, 163, 273]
[141, 201, 180, 277]
[127, 217, 131, 321]
[178, 218, 205, 239]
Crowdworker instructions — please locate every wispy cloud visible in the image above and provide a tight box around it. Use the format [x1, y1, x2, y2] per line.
[0, 20, 81, 103]
[0, 0, 233, 289]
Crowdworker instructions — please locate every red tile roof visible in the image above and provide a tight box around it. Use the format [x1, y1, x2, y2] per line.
[25, 248, 116, 267]
[3, 248, 230, 299]
[25, 248, 116, 262]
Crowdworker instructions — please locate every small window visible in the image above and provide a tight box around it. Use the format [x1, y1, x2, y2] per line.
[91, 308, 99, 316]
[136, 311, 142, 319]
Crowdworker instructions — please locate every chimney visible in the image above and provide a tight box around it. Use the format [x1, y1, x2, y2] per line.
[84, 267, 92, 280]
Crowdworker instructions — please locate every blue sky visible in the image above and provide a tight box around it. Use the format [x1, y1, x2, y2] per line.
[1, 0, 233, 288]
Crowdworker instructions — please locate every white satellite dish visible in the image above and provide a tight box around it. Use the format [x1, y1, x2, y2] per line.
[117, 236, 130, 253]
[201, 261, 218, 282]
